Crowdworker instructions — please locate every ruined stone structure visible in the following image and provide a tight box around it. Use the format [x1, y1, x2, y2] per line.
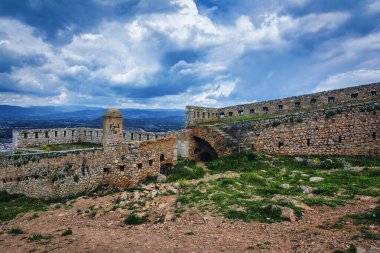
[1, 82, 379, 198]
[187, 82, 380, 158]
[1, 109, 181, 198]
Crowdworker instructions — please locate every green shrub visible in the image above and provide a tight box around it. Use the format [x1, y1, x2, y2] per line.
[61, 228, 72, 236]
[124, 213, 149, 225]
[167, 159, 205, 182]
[8, 228, 25, 235]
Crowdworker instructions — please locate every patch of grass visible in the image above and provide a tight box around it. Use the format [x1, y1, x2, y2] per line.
[167, 159, 205, 182]
[360, 227, 380, 240]
[8, 228, 25, 235]
[61, 228, 72, 236]
[124, 213, 149, 225]
[27, 234, 52, 242]
[0, 191, 49, 223]
[40, 142, 102, 151]
[176, 152, 380, 223]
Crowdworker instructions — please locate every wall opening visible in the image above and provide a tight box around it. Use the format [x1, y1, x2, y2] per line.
[72, 130, 75, 136]
[251, 144, 255, 150]
[250, 109, 255, 114]
[118, 165, 125, 171]
[103, 168, 110, 174]
[278, 141, 284, 148]
[208, 112, 210, 118]
[84, 130, 86, 136]
[277, 104, 283, 110]
[139, 134, 141, 141]
[228, 112, 233, 117]
[149, 159, 153, 166]
[35, 132, 38, 139]
[202, 112, 205, 118]
[238, 110, 244, 115]
[24, 133, 28, 139]
[137, 163, 143, 169]
[371, 90, 377, 96]
[192, 136, 218, 162]
[307, 139, 311, 146]
[295, 102, 301, 109]
[45, 131, 49, 138]
[373, 132, 376, 140]
[197, 112, 200, 118]
[64, 131, 66, 137]
[310, 98, 317, 104]
[219, 112, 225, 118]
[338, 136, 342, 143]
[131, 133, 134, 140]
[2, 179, 5, 183]
[351, 93, 358, 99]
[263, 107, 269, 112]
[328, 97, 335, 103]
[160, 154, 165, 161]
[55, 131, 58, 137]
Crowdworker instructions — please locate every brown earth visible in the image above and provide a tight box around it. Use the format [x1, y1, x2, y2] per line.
[0, 188, 379, 253]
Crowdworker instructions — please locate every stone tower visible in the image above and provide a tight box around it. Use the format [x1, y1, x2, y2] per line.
[102, 108, 123, 147]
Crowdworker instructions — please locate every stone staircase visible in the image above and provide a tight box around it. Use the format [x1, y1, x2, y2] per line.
[205, 125, 251, 153]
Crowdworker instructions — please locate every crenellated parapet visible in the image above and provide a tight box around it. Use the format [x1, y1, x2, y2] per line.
[186, 82, 380, 127]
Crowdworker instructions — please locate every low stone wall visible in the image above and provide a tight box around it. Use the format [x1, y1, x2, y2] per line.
[220, 101, 380, 156]
[186, 82, 380, 126]
[0, 137, 178, 198]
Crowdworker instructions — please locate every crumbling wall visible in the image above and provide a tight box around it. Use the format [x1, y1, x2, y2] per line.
[220, 102, 380, 156]
[0, 137, 178, 198]
[186, 82, 380, 126]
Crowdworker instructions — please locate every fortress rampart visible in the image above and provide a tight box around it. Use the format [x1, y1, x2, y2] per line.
[1, 82, 379, 199]
[13, 128, 169, 149]
[219, 101, 380, 156]
[186, 82, 380, 126]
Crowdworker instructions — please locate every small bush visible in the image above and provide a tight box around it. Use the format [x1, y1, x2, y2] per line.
[8, 228, 25, 235]
[271, 121, 281, 127]
[61, 228, 72, 236]
[124, 213, 149, 225]
[325, 111, 336, 118]
[28, 234, 44, 242]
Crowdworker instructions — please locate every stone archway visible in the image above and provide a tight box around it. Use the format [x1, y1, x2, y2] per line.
[192, 136, 218, 162]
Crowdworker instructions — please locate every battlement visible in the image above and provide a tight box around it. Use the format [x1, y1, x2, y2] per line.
[13, 128, 170, 150]
[186, 82, 380, 126]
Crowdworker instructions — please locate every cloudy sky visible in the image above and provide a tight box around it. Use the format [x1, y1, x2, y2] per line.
[0, 0, 380, 109]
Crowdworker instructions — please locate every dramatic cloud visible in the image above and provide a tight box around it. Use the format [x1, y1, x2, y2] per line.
[0, 0, 379, 108]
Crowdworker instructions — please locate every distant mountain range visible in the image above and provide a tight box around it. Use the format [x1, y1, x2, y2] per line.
[0, 105, 185, 139]
[0, 105, 185, 121]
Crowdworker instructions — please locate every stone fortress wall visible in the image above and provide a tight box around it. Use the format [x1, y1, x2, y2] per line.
[186, 82, 380, 126]
[220, 101, 380, 156]
[1, 109, 181, 198]
[13, 128, 169, 149]
[1, 82, 380, 198]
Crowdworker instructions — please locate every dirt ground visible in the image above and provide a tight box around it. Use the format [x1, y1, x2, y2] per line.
[0, 190, 379, 253]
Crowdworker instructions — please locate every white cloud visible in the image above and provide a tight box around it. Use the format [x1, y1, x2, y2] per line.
[368, 1, 380, 14]
[0, 1, 356, 108]
[314, 69, 380, 92]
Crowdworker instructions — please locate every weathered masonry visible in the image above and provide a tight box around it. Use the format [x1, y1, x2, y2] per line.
[1, 109, 181, 198]
[186, 82, 379, 126]
[1, 82, 379, 198]
[187, 83, 380, 158]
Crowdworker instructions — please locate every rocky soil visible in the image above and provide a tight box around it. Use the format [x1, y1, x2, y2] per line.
[0, 172, 379, 253]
